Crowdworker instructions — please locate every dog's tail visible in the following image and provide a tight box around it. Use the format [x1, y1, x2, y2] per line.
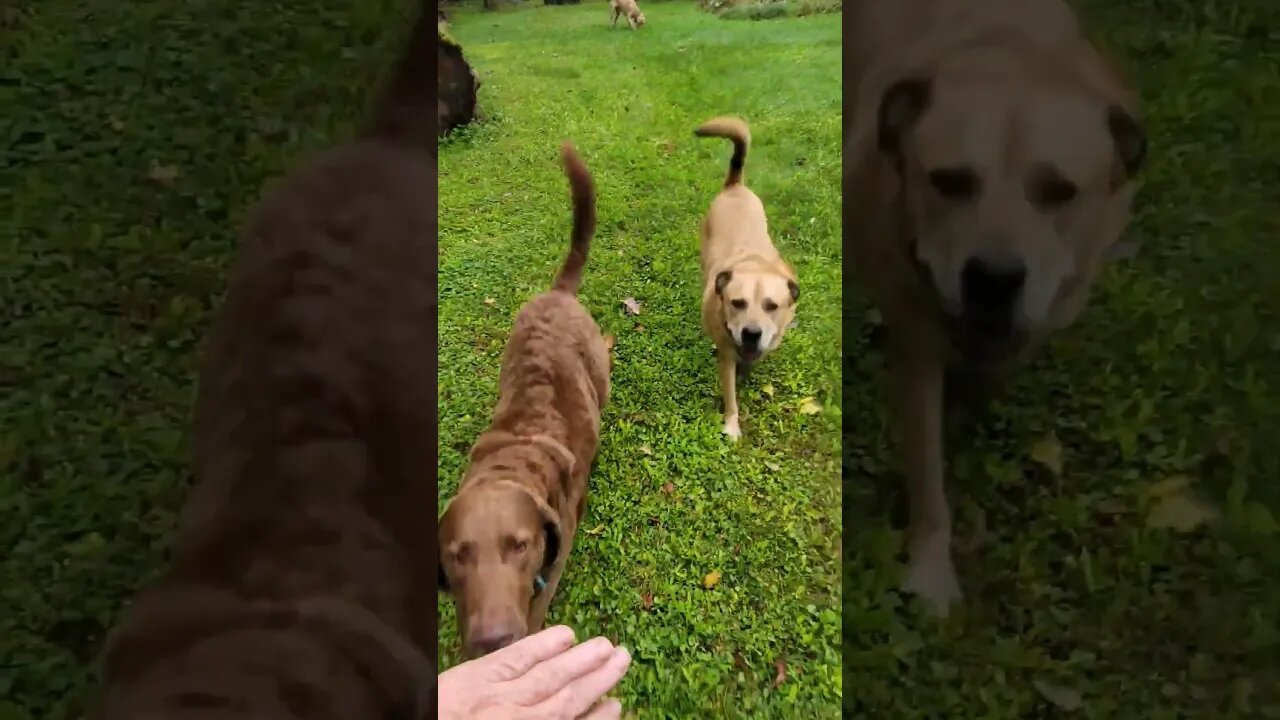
[553, 142, 595, 295]
[694, 116, 751, 188]
[362, 1, 433, 147]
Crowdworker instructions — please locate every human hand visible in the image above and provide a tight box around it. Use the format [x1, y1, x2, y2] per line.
[438, 625, 632, 720]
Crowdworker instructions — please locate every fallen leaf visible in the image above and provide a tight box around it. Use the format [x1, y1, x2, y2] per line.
[798, 397, 822, 415]
[764, 461, 781, 472]
[640, 591, 654, 610]
[1147, 479, 1217, 533]
[702, 570, 721, 590]
[483, 297, 496, 306]
[603, 335, 615, 351]
[1146, 476, 1193, 499]
[639, 445, 653, 456]
[622, 297, 642, 315]
[583, 524, 605, 535]
[732, 651, 749, 672]
[771, 658, 788, 688]
[147, 163, 180, 184]
[762, 384, 775, 397]
[661, 482, 674, 495]
[1033, 679, 1084, 711]
[1030, 435, 1064, 476]
[633, 323, 646, 332]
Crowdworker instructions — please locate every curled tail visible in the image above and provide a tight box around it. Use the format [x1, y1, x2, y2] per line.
[694, 116, 751, 187]
[554, 142, 595, 295]
[363, 1, 434, 147]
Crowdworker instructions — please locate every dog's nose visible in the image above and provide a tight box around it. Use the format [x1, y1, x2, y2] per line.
[960, 254, 1026, 326]
[467, 630, 515, 657]
[740, 327, 762, 349]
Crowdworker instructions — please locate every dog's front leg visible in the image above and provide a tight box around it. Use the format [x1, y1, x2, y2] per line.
[627, 15, 638, 30]
[611, 9, 620, 27]
[892, 347, 960, 615]
[718, 351, 741, 440]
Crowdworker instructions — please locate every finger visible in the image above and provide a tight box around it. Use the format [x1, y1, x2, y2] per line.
[505, 636, 617, 704]
[481, 625, 577, 681]
[578, 698, 623, 720]
[531, 645, 631, 718]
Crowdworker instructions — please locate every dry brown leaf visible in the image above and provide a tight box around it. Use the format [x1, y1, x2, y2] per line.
[483, 297, 496, 306]
[639, 445, 653, 456]
[702, 570, 721, 590]
[732, 651, 749, 672]
[603, 334, 616, 351]
[1030, 435, 1064, 476]
[661, 482, 674, 495]
[764, 460, 781, 472]
[798, 397, 822, 415]
[1147, 484, 1217, 533]
[762, 384, 775, 397]
[1033, 679, 1084, 711]
[622, 297, 642, 315]
[633, 323, 646, 333]
[147, 163, 180, 184]
[641, 591, 654, 610]
[583, 524, 605, 536]
[771, 658, 788, 688]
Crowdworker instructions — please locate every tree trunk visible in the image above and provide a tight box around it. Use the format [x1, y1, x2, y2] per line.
[437, 25, 479, 137]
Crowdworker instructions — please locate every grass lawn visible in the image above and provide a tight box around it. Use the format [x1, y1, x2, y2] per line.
[844, 0, 1280, 716]
[437, 2, 842, 717]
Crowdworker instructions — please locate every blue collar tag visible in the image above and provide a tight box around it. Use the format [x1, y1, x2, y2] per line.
[533, 575, 548, 593]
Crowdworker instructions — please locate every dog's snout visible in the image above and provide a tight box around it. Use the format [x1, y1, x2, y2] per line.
[740, 327, 762, 348]
[961, 254, 1026, 316]
[467, 629, 516, 657]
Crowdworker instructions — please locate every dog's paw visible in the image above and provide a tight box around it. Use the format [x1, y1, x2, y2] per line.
[902, 540, 961, 617]
[722, 416, 742, 441]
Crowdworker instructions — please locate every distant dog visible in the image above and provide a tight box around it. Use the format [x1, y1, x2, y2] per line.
[845, 0, 1146, 614]
[611, 0, 646, 29]
[695, 117, 799, 441]
[92, 5, 439, 719]
[438, 144, 609, 659]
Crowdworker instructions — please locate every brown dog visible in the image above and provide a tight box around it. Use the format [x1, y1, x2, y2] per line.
[696, 117, 800, 441]
[90, 7, 439, 719]
[438, 144, 609, 659]
[610, 0, 646, 30]
[845, 0, 1146, 615]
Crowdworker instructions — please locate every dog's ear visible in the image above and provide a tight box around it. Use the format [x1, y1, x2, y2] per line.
[878, 77, 932, 155]
[715, 270, 732, 296]
[1106, 105, 1146, 185]
[787, 279, 799, 303]
[541, 515, 562, 574]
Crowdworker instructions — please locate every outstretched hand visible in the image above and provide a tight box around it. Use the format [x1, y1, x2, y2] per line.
[438, 626, 632, 720]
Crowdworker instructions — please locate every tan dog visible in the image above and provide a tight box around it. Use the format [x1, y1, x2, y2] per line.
[696, 117, 800, 441]
[845, 0, 1147, 615]
[92, 6, 439, 719]
[438, 144, 609, 659]
[611, 0, 646, 30]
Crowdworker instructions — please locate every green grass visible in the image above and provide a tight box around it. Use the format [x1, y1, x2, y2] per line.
[437, 2, 841, 717]
[843, 1, 1280, 716]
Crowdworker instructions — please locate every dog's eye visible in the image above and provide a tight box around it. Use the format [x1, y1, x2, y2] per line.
[1035, 178, 1078, 208]
[512, 540, 528, 554]
[763, 300, 778, 312]
[731, 299, 747, 310]
[927, 167, 980, 201]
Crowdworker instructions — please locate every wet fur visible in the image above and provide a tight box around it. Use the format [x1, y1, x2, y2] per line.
[92, 6, 438, 718]
[438, 144, 609, 655]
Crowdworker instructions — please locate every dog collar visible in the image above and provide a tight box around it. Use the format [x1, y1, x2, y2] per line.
[534, 574, 547, 594]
